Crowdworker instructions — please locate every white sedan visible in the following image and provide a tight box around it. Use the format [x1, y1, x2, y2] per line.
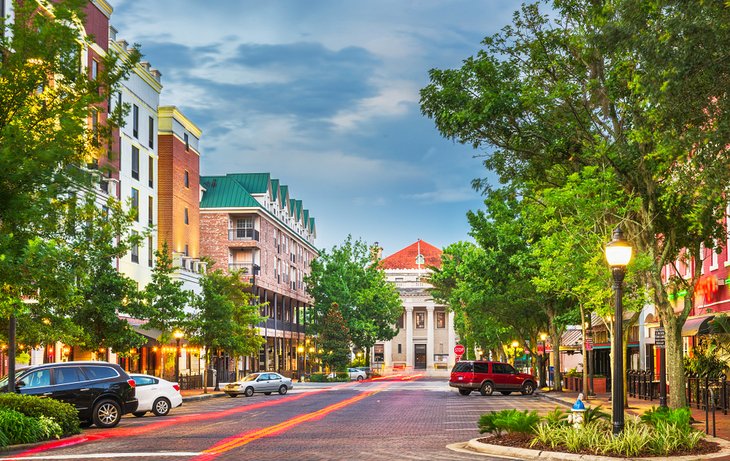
[224, 372, 293, 397]
[129, 374, 183, 417]
[328, 368, 368, 381]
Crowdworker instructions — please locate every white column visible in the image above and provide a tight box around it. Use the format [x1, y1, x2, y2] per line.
[447, 310, 456, 367]
[426, 306, 435, 371]
[384, 340, 392, 371]
[405, 306, 414, 369]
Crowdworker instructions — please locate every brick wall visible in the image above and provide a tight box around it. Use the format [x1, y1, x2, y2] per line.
[199, 212, 230, 269]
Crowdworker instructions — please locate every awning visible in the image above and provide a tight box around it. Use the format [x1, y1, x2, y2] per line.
[559, 329, 583, 350]
[681, 315, 715, 337]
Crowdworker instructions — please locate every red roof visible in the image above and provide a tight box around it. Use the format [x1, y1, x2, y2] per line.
[380, 240, 442, 270]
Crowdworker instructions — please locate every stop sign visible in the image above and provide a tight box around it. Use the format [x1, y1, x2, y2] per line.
[454, 344, 465, 355]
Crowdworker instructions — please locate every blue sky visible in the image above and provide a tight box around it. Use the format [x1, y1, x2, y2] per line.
[110, 0, 516, 256]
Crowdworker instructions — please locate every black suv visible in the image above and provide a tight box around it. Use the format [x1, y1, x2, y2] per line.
[1, 361, 138, 428]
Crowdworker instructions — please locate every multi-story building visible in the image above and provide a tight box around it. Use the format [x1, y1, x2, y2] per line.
[109, 28, 162, 288]
[199, 173, 317, 377]
[373, 240, 458, 375]
[157, 106, 205, 294]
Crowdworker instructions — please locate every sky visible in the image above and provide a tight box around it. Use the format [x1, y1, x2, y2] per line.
[109, 0, 517, 256]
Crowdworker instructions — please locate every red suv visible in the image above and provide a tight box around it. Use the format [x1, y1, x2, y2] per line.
[449, 361, 536, 396]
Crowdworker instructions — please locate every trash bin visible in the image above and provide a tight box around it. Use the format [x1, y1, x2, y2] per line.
[205, 368, 216, 387]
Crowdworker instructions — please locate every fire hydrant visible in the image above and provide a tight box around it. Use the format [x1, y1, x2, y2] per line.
[567, 392, 586, 429]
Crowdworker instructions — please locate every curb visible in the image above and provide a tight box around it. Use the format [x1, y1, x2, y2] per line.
[182, 392, 227, 403]
[460, 436, 730, 461]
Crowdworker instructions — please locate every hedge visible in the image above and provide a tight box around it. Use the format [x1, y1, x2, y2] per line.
[0, 393, 80, 436]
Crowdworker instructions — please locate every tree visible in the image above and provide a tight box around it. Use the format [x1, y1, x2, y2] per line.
[421, 0, 730, 407]
[140, 242, 192, 342]
[318, 303, 351, 372]
[305, 236, 402, 362]
[0, 0, 138, 366]
[188, 269, 264, 378]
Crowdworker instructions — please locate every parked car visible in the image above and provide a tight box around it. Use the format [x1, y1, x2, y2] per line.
[449, 361, 536, 396]
[224, 372, 293, 397]
[129, 374, 182, 417]
[355, 367, 372, 378]
[327, 368, 367, 381]
[0, 361, 138, 428]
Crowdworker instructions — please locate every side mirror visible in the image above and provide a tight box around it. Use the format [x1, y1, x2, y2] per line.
[15, 380, 26, 389]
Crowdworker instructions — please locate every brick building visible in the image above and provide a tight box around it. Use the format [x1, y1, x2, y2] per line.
[199, 173, 317, 376]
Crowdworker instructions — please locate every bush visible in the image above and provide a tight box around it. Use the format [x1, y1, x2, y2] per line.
[309, 373, 327, 382]
[0, 408, 45, 445]
[478, 409, 540, 436]
[583, 405, 610, 425]
[640, 406, 691, 427]
[0, 393, 80, 436]
[542, 407, 568, 426]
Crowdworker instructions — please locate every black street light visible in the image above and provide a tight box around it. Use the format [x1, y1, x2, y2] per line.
[173, 330, 184, 384]
[539, 333, 548, 388]
[605, 226, 633, 436]
[586, 320, 595, 396]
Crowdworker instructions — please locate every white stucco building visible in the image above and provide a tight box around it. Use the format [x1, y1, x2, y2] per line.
[372, 240, 459, 375]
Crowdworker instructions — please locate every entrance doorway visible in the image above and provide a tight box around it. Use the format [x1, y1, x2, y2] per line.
[414, 344, 426, 369]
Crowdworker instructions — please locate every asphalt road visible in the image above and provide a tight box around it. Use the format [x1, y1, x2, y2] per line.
[0, 377, 559, 461]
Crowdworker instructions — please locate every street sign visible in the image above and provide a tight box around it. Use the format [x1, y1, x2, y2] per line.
[455, 354, 462, 362]
[655, 327, 666, 349]
[454, 344, 465, 356]
[585, 338, 593, 351]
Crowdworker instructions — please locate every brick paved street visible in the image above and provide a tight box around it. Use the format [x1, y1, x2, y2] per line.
[0, 378, 560, 461]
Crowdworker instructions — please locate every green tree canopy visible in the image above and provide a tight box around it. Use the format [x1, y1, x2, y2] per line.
[318, 303, 351, 372]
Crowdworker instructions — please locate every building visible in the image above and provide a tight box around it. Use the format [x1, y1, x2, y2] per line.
[373, 240, 458, 375]
[157, 106, 205, 295]
[199, 173, 317, 377]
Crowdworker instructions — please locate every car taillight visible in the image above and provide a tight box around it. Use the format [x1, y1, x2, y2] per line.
[173, 384, 180, 392]
[127, 379, 136, 388]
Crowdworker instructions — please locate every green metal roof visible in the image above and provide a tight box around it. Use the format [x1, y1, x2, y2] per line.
[309, 217, 316, 235]
[303, 209, 310, 230]
[200, 176, 260, 208]
[295, 200, 303, 221]
[270, 179, 280, 202]
[279, 185, 289, 209]
[226, 173, 270, 194]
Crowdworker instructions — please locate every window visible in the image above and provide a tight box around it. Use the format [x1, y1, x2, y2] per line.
[54, 366, 85, 385]
[184, 207, 189, 225]
[452, 362, 473, 373]
[184, 244, 189, 256]
[22, 369, 51, 388]
[711, 240, 719, 270]
[91, 60, 98, 79]
[131, 240, 139, 263]
[415, 312, 425, 329]
[436, 312, 446, 328]
[131, 188, 139, 221]
[81, 366, 118, 380]
[492, 363, 516, 374]
[474, 363, 489, 373]
[132, 104, 139, 138]
[133, 376, 156, 386]
[184, 132, 189, 151]
[131, 146, 139, 180]
[397, 344, 402, 354]
[374, 344, 384, 362]
[184, 170, 189, 188]
[235, 217, 254, 239]
[148, 196, 153, 226]
[397, 313, 404, 329]
[148, 116, 154, 148]
[148, 156, 154, 188]
[148, 236, 153, 267]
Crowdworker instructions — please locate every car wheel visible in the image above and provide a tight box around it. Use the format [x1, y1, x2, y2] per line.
[244, 387, 254, 397]
[264, 392, 272, 395]
[278, 385, 288, 395]
[521, 381, 535, 395]
[479, 382, 494, 396]
[500, 391, 512, 395]
[132, 411, 146, 418]
[458, 389, 471, 396]
[92, 399, 122, 428]
[356, 376, 364, 381]
[152, 397, 171, 417]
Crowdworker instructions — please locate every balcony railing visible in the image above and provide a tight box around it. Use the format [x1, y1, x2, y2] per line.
[228, 263, 259, 275]
[228, 228, 260, 241]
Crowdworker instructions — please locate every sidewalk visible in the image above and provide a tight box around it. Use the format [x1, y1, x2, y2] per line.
[537, 389, 730, 440]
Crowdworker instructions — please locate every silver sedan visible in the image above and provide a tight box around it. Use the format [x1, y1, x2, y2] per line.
[224, 372, 293, 397]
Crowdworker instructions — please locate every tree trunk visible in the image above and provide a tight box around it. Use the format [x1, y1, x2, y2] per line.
[580, 308, 588, 397]
[665, 315, 686, 408]
[550, 322, 562, 391]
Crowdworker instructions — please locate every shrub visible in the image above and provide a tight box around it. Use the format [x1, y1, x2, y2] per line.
[36, 415, 62, 441]
[328, 372, 349, 382]
[0, 393, 79, 436]
[0, 408, 44, 445]
[583, 405, 610, 425]
[600, 417, 651, 457]
[478, 409, 540, 436]
[543, 407, 568, 426]
[309, 373, 327, 382]
[640, 406, 691, 428]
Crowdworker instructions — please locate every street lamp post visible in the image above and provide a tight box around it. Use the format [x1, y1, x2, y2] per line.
[297, 345, 305, 381]
[586, 321, 594, 396]
[308, 346, 315, 375]
[173, 330, 184, 384]
[605, 226, 633, 436]
[511, 340, 519, 368]
[539, 333, 547, 388]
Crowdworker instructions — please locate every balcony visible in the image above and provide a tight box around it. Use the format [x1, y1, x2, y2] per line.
[228, 262, 260, 275]
[228, 228, 260, 241]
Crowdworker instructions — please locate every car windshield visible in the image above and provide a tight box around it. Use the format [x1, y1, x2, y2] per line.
[0, 369, 27, 389]
[241, 373, 260, 382]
